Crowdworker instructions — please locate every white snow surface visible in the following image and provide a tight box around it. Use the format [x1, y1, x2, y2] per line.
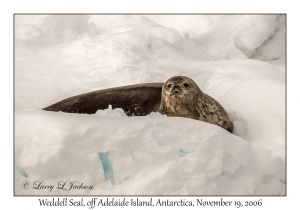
[15, 15, 286, 195]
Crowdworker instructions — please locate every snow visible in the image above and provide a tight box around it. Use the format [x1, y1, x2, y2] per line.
[146, 15, 285, 61]
[95, 105, 127, 117]
[14, 15, 286, 195]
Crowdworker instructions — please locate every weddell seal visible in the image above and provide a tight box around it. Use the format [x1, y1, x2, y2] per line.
[43, 76, 233, 132]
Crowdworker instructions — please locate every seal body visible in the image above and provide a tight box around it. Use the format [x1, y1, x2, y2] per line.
[43, 83, 163, 116]
[159, 76, 233, 132]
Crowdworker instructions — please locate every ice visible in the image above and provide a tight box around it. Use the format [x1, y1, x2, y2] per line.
[14, 15, 285, 195]
[99, 152, 116, 185]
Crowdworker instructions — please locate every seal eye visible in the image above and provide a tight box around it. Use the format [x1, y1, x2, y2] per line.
[183, 83, 189, 87]
[167, 84, 172, 88]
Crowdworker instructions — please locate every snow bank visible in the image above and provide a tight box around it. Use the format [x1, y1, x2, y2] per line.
[15, 15, 285, 61]
[15, 110, 285, 195]
[14, 15, 286, 195]
[147, 15, 286, 61]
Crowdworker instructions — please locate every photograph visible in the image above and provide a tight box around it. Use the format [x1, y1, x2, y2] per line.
[14, 14, 286, 196]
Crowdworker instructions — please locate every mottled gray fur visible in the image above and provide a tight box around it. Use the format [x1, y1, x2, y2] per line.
[159, 76, 233, 132]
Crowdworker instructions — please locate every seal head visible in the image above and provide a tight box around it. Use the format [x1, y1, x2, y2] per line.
[159, 76, 234, 133]
[159, 76, 201, 119]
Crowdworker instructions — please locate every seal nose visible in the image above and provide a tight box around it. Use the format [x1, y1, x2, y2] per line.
[170, 84, 182, 95]
[173, 84, 181, 90]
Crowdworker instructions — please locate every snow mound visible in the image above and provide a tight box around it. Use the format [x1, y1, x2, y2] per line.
[147, 15, 285, 61]
[15, 110, 285, 195]
[95, 105, 127, 117]
[147, 112, 165, 117]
